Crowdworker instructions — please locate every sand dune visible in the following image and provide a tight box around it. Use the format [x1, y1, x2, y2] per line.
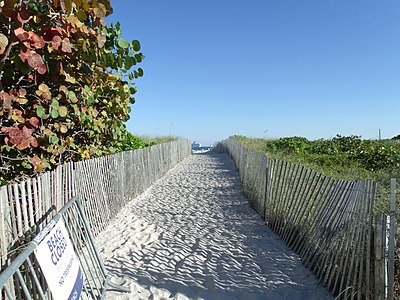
[96, 152, 333, 300]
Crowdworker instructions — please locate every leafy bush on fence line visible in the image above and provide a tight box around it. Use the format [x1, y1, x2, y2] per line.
[0, 0, 144, 185]
[232, 135, 400, 176]
[231, 135, 400, 213]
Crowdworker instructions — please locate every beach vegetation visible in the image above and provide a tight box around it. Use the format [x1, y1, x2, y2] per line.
[0, 0, 143, 184]
[231, 135, 400, 213]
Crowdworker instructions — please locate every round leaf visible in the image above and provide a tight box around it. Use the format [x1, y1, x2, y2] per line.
[58, 106, 68, 117]
[51, 99, 60, 109]
[50, 108, 59, 118]
[117, 38, 130, 49]
[50, 135, 59, 144]
[36, 106, 46, 119]
[60, 125, 68, 133]
[0, 33, 8, 54]
[132, 40, 141, 52]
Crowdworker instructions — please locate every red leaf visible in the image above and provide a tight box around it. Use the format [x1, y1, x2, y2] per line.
[20, 48, 47, 74]
[27, 51, 43, 68]
[15, 28, 29, 42]
[19, 47, 31, 62]
[22, 126, 33, 138]
[16, 138, 31, 150]
[51, 35, 62, 50]
[30, 137, 38, 148]
[28, 117, 40, 128]
[36, 63, 47, 75]
[28, 32, 45, 49]
[27, 52, 47, 74]
[6, 127, 24, 145]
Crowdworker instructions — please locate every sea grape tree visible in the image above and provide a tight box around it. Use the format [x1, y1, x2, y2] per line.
[0, 0, 144, 183]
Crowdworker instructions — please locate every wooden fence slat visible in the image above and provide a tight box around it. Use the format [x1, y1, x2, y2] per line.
[12, 184, 22, 238]
[301, 177, 336, 268]
[337, 182, 365, 298]
[20, 183, 29, 233]
[291, 173, 326, 253]
[0, 186, 9, 266]
[374, 214, 386, 300]
[388, 178, 396, 300]
[263, 159, 276, 222]
[321, 181, 355, 286]
[365, 181, 376, 300]
[278, 163, 302, 238]
[287, 171, 319, 248]
[297, 176, 333, 260]
[281, 165, 306, 244]
[308, 180, 344, 276]
[26, 179, 34, 227]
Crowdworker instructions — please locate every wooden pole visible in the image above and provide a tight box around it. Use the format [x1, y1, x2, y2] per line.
[388, 178, 396, 300]
[374, 214, 386, 300]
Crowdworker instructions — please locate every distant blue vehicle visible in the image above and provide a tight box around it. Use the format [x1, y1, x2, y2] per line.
[192, 141, 211, 151]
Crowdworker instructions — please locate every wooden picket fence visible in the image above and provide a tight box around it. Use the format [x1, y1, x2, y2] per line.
[0, 139, 192, 272]
[215, 139, 398, 300]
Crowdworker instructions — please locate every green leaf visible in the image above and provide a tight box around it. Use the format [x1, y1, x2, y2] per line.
[87, 95, 95, 105]
[50, 135, 59, 144]
[130, 86, 137, 94]
[51, 99, 60, 109]
[36, 106, 46, 119]
[50, 108, 59, 118]
[124, 56, 136, 69]
[132, 40, 141, 52]
[134, 54, 142, 63]
[68, 91, 78, 103]
[138, 67, 144, 77]
[77, 9, 87, 21]
[117, 38, 130, 49]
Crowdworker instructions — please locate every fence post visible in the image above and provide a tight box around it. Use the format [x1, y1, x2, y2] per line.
[374, 214, 386, 300]
[388, 178, 396, 300]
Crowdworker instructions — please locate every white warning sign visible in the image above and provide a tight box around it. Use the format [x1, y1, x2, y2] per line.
[35, 219, 83, 300]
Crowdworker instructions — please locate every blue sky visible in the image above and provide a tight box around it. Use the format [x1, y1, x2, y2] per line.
[106, 1, 400, 145]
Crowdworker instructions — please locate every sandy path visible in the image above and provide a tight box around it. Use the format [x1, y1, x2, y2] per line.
[96, 152, 333, 300]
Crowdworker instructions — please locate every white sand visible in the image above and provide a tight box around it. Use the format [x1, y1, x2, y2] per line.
[96, 152, 333, 300]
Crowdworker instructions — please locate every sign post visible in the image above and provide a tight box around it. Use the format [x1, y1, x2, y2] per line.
[35, 219, 84, 300]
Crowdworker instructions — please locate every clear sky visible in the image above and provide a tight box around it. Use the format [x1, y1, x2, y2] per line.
[106, 1, 400, 145]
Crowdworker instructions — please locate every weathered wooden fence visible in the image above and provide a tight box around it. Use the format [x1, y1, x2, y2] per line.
[215, 139, 398, 300]
[0, 139, 192, 272]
